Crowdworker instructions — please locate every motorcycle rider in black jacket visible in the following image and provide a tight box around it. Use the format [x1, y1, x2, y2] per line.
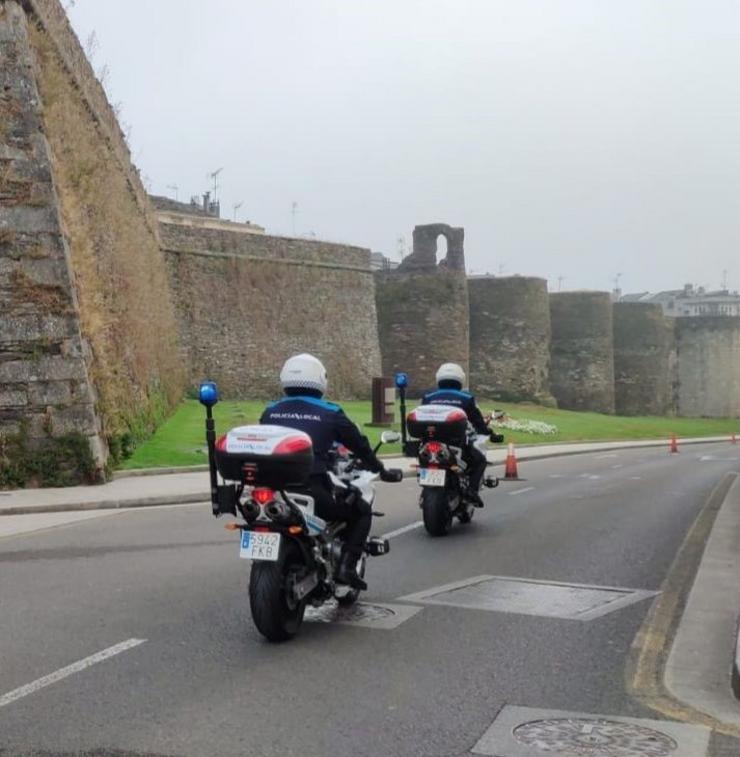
[421, 362, 490, 508]
[260, 353, 392, 590]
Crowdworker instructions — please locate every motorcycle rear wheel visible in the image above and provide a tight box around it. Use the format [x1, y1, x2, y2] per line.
[421, 488, 453, 536]
[249, 543, 306, 642]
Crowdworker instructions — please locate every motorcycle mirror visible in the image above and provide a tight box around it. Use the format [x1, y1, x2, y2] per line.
[380, 430, 401, 444]
[198, 381, 219, 408]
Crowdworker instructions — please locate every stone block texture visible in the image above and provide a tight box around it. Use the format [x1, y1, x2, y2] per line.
[676, 317, 740, 418]
[469, 276, 554, 404]
[549, 292, 615, 414]
[613, 303, 676, 416]
[1, 0, 184, 484]
[161, 223, 382, 400]
[375, 269, 469, 397]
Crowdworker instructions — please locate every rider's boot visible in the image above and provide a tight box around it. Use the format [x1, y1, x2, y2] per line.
[469, 490, 485, 508]
[337, 549, 367, 591]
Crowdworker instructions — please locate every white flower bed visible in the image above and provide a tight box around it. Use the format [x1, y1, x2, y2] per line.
[491, 417, 559, 435]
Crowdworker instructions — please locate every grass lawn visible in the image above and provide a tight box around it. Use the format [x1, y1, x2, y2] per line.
[119, 398, 740, 470]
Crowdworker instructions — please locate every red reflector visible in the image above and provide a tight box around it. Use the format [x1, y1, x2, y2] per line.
[252, 488, 274, 505]
[274, 435, 312, 455]
[252, 526, 271, 533]
[426, 441, 443, 454]
[215, 434, 227, 452]
[448, 409, 467, 422]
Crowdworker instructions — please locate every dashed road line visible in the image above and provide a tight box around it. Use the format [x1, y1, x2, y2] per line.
[508, 486, 535, 496]
[0, 638, 147, 709]
[611, 464, 624, 469]
[381, 521, 423, 540]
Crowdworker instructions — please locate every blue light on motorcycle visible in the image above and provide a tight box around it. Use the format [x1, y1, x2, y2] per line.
[198, 381, 219, 408]
[394, 372, 408, 389]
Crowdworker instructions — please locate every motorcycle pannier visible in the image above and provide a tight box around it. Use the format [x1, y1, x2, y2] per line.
[214, 425, 313, 487]
[406, 405, 468, 444]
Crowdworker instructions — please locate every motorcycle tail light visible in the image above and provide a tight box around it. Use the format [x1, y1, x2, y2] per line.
[252, 487, 275, 506]
[426, 441, 443, 454]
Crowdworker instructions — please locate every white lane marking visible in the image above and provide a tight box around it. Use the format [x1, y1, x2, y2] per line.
[630, 476, 643, 480]
[578, 474, 602, 480]
[382, 521, 423, 540]
[0, 638, 147, 709]
[595, 454, 618, 459]
[611, 464, 624, 469]
[508, 486, 535, 496]
[549, 474, 567, 479]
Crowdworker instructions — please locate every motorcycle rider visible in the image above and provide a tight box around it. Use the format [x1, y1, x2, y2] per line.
[260, 353, 393, 591]
[421, 362, 490, 508]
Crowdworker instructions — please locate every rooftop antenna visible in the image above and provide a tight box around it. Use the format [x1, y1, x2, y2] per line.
[233, 201, 243, 222]
[291, 201, 298, 236]
[498, 263, 506, 275]
[557, 276, 565, 292]
[722, 269, 729, 290]
[208, 167, 224, 200]
[613, 272, 622, 289]
[397, 235, 406, 260]
[166, 184, 179, 201]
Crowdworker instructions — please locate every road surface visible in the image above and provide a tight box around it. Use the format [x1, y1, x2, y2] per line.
[1, 443, 739, 756]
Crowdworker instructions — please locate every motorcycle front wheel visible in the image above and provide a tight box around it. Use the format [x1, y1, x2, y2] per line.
[421, 488, 453, 536]
[249, 542, 306, 642]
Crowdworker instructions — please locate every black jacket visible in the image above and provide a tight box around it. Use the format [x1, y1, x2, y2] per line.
[421, 388, 489, 435]
[260, 395, 381, 475]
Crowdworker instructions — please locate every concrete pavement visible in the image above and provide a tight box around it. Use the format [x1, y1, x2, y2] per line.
[1, 435, 736, 516]
[1, 443, 740, 756]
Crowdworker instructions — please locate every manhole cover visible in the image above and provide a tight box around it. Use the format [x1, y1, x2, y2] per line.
[513, 718, 678, 756]
[306, 601, 396, 624]
[303, 601, 422, 629]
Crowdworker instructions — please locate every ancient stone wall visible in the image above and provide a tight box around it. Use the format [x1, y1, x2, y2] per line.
[676, 317, 740, 418]
[549, 292, 615, 414]
[161, 222, 381, 400]
[1, 0, 183, 486]
[468, 276, 554, 404]
[613, 303, 676, 416]
[376, 224, 469, 396]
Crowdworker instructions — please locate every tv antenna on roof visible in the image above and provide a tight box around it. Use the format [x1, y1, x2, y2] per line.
[722, 269, 729, 290]
[166, 184, 179, 201]
[208, 167, 224, 200]
[233, 201, 243, 222]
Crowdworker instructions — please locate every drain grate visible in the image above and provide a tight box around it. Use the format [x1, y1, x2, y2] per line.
[472, 706, 710, 757]
[304, 601, 421, 629]
[513, 718, 677, 756]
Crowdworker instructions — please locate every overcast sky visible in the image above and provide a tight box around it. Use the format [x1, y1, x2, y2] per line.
[66, 1, 740, 293]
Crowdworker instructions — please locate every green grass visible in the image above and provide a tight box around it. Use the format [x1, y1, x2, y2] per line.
[118, 398, 740, 471]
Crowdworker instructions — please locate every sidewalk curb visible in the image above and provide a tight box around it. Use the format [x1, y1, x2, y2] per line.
[111, 436, 731, 479]
[3, 436, 735, 516]
[732, 616, 740, 701]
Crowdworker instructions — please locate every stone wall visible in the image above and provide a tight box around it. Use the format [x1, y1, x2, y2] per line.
[375, 224, 469, 396]
[1, 0, 183, 486]
[613, 303, 676, 416]
[676, 317, 740, 418]
[549, 292, 615, 414]
[468, 276, 554, 404]
[161, 222, 381, 399]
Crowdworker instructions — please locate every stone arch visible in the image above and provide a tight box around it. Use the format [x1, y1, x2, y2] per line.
[398, 223, 465, 271]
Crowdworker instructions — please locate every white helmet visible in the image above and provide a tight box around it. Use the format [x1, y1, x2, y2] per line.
[280, 353, 328, 395]
[436, 362, 466, 388]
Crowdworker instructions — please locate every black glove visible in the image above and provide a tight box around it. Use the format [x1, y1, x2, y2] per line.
[380, 468, 403, 483]
[490, 432, 505, 443]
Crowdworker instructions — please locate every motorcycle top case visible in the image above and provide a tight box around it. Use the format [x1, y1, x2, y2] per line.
[406, 404, 468, 444]
[214, 425, 313, 487]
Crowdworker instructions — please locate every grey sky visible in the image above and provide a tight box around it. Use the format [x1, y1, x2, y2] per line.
[67, 1, 740, 293]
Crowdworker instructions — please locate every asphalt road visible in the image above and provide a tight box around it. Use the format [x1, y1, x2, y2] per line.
[1, 443, 740, 757]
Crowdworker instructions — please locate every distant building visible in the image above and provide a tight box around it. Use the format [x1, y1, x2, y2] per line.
[149, 194, 265, 235]
[371, 251, 399, 271]
[620, 284, 740, 317]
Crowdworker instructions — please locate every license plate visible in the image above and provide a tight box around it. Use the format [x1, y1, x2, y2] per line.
[419, 468, 446, 487]
[239, 530, 281, 561]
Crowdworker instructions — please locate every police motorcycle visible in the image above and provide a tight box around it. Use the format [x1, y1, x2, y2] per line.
[406, 404, 499, 536]
[198, 382, 402, 642]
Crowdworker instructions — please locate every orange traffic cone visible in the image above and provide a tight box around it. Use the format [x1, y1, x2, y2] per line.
[504, 443, 520, 480]
[669, 434, 679, 454]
